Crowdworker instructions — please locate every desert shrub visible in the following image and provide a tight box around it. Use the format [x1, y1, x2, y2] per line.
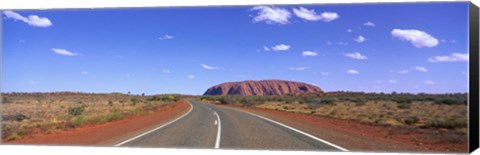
[131, 97, 139, 105]
[306, 102, 320, 109]
[68, 104, 86, 116]
[2, 97, 9, 103]
[355, 97, 367, 106]
[72, 116, 85, 126]
[239, 97, 253, 104]
[397, 102, 410, 109]
[392, 97, 412, 104]
[150, 95, 179, 102]
[218, 96, 233, 104]
[108, 100, 114, 106]
[320, 97, 337, 105]
[404, 116, 419, 125]
[99, 112, 124, 123]
[434, 97, 466, 105]
[426, 118, 467, 129]
[240, 101, 254, 107]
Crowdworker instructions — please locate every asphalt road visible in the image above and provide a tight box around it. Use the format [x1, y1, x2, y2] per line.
[117, 100, 347, 151]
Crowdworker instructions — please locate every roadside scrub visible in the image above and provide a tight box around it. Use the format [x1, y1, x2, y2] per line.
[1, 92, 185, 141]
[200, 92, 467, 132]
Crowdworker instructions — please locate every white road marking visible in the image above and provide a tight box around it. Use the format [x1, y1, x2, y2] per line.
[240, 110, 349, 151]
[213, 111, 221, 149]
[114, 102, 194, 147]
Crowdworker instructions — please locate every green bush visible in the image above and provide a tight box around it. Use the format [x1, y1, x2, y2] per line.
[434, 97, 466, 105]
[355, 97, 367, 106]
[397, 102, 410, 109]
[131, 97, 139, 105]
[426, 118, 467, 129]
[99, 112, 124, 123]
[320, 97, 337, 105]
[68, 104, 86, 116]
[72, 116, 85, 126]
[404, 116, 419, 125]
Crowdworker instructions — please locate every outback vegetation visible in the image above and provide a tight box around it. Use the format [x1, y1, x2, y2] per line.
[1, 92, 185, 141]
[200, 91, 468, 133]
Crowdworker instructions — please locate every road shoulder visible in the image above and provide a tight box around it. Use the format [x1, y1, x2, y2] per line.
[5, 100, 191, 146]
[217, 104, 467, 153]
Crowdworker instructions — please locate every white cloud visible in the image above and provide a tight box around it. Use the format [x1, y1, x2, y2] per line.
[319, 12, 339, 22]
[347, 69, 359, 74]
[388, 80, 398, 83]
[391, 29, 439, 48]
[188, 75, 196, 79]
[326, 41, 333, 46]
[293, 7, 322, 21]
[302, 51, 318, 57]
[354, 35, 366, 43]
[81, 71, 88, 74]
[347, 29, 353, 32]
[162, 69, 170, 73]
[321, 72, 329, 75]
[398, 70, 410, 74]
[364, 22, 376, 27]
[159, 35, 174, 40]
[201, 64, 220, 70]
[263, 46, 271, 51]
[29, 80, 37, 84]
[19, 40, 26, 43]
[344, 52, 368, 60]
[423, 80, 435, 85]
[125, 74, 131, 77]
[3, 11, 52, 28]
[52, 48, 78, 56]
[337, 42, 348, 46]
[289, 67, 308, 71]
[373, 80, 383, 84]
[428, 53, 468, 62]
[292, 7, 339, 22]
[251, 6, 291, 25]
[271, 44, 290, 51]
[413, 66, 428, 72]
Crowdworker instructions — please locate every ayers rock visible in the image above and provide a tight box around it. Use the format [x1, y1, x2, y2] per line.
[203, 80, 322, 96]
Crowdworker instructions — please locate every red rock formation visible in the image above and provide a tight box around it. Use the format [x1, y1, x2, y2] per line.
[203, 80, 322, 96]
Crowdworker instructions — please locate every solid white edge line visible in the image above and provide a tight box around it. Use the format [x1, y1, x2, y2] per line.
[240, 110, 349, 152]
[114, 101, 194, 147]
[213, 111, 221, 149]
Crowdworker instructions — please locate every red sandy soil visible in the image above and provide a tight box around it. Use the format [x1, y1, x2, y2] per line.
[3, 100, 191, 146]
[226, 105, 468, 153]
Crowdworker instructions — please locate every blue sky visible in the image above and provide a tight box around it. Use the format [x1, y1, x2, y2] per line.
[2, 2, 470, 95]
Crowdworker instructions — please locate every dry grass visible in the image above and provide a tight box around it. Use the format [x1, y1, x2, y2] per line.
[255, 100, 467, 130]
[1, 92, 181, 141]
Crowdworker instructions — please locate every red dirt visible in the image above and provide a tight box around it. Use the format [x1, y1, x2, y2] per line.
[224, 105, 468, 153]
[4, 100, 191, 146]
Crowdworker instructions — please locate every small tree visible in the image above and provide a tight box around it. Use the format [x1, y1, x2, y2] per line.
[68, 104, 86, 116]
[131, 97, 139, 106]
[108, 100, 114, 106]
[355, 97, 367, 106]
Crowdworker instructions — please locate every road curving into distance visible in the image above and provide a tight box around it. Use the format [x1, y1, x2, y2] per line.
[116, 100, 348, 151]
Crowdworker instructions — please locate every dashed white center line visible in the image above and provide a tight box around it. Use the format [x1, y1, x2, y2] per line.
[213, 111, 221, 149]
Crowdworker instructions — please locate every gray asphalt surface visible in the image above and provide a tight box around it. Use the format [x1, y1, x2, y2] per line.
[119, 100, 341, 151]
